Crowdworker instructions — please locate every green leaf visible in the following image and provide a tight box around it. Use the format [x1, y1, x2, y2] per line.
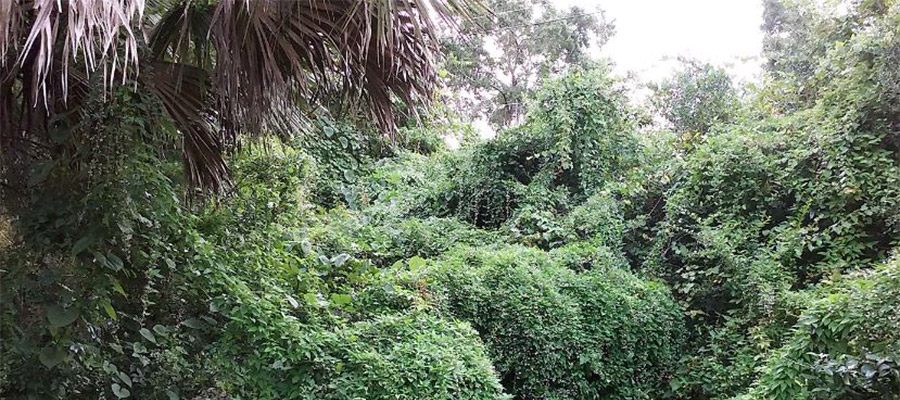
[165, 390, 179, 400]
[330, 293, 353, 306]
[118, 371, 133, 387]
[112, 280, 127, 297]
[182, 318, 202, 329]
[47, 305, 79, 328]
[71, 236, 93, 256]
[285, 295, 300, 309]
[304, 292, 319, 306]
[152, 325, 168, 336]
[132, 342, 147, 354]
[300, 240, 312, 255]
[408, 256, 427, 271]
[332, 253, 351, 267]
[111, 383, 131, 398]
[139, 328, 157, 344]
[106, 254, 124, 271]
[39, 346, 67, 368]
[102, 301, 118, 321]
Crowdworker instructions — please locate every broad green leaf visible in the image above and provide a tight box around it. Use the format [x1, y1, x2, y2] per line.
[47, 305, 79, 328]
[39, 346, 67, 368]
[300, 240, 312, 255]
[106, 254, 124, 271]
[408, 256, 427, 271]
[332, 253, 351, 267]
[152, 325, 167, 336]
[118, 371, 132, 387]
[133, 342, 147, 354]
[181, 318, 202, 329]
[71, 236, 93, 256]
[139, 328, 157, 344]
[330, 293, 353, 306]
[112, 383, 131, 398]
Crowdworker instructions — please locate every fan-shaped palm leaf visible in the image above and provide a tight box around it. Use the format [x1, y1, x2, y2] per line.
[1, 0, 483, 191]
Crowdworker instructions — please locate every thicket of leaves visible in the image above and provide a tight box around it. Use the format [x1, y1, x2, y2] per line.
[416, 245, 683, 399]
[4, 1, 900, 399]
[631, 1, 900, 398]
[747, 257, 900, 399]
[351, 68, 639, 232]
[0, 64, 681, 400]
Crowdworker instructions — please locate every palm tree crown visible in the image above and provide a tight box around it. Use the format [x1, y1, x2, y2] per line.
[0, 0, 479, 190]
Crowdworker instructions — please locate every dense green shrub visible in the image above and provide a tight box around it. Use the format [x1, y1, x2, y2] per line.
[637, 3, 900, 397]
[0, 89, 216, 398]
[214, 309, 508, 400]
[190, 148, 511, 400]
[374, 244, 685, 399]
[505, 192, 625, 250]
[296, 118, 383, 207]
[305, 207, 499, 268]
[745, 256, 900, 399]
[351, 68, 639, 230]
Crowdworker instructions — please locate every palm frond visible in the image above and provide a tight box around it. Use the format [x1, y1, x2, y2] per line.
[1, 0, 144, 99]
[206, 0, 480, 137]
[2, 0, 484, 192]
[141, 61, 228, 191]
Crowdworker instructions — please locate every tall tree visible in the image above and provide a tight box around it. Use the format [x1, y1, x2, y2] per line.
[442, 0, 614, 129]
[0, 0, 479, 191]
[649, 59, 739, 151]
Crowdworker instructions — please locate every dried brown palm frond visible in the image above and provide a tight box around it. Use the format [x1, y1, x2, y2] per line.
[1, 0, 484, 192]
[1, 0, 146, 183]
[1, 0, 144, 98]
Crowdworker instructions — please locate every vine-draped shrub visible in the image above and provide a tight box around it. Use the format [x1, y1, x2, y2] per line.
[0, 89, 218, 399]
[192, 151, 511, 400]
[214, 309, 508, 400]
[351, 68, 639, 231]
[746, 256, 900, 399]
[371, 244, 685, 399]
[644, 5, 900, 395]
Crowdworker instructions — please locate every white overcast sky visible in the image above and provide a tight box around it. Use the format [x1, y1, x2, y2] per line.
[553, 0, 766, 85]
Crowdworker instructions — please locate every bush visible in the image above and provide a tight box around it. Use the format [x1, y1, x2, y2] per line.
[214, 310, 508, 400]
[746, 256, 900, 399]
[351, 68, 639, 230]
[373, 244, 685, 399]
[0, 89, 217, 399]
[186, 150, 511, 400]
